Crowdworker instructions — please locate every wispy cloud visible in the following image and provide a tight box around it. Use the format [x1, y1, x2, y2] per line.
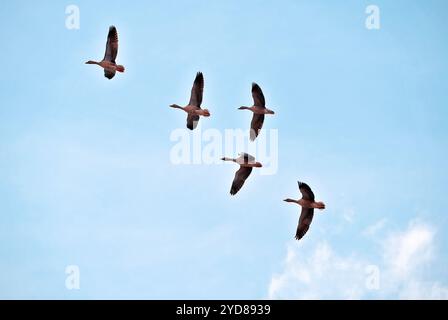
[268, 219, 448, 299]
[383, 220, 434, 278]
[342, 207, 355, 223]
[363, 218, 387, 237]
[268, 241, 366, 299]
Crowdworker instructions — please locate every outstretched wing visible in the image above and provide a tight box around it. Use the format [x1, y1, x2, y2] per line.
[250, 114, 265, 141]
[189, 72, 204, 107]
[104, 69, 116, 79]
[103, 26, 118, 63]
[295, 207, 314, 240]
[187, 113, 200, 130]
[238, 153, 255, 163]
[252, 83, 265, 107]
[230, 166, 253, 195]
[298, 181, 315, 201]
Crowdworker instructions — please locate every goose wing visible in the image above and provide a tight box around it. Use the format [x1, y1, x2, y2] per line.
[230, 166, 253, 195]
[250, 114, 265, 141]
[186, 114, 200, 130]
[238, 153, 255, 163]
[298, 181, 315, 201]
[189, 72, 204, 107]
[104, 69, 116, 79]
[295, 207, 314, 240]
[103, 26, 118, 63]
[252, 83, 265, 108]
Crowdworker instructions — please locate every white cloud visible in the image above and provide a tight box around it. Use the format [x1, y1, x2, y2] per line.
[269, 242, 367, 299]
[342, 207, 355, 223]
[268, 219, 448, 300]
[383, 220, 434, 278]
[398, 280, 448, 299]
[363, 218, 387, 237]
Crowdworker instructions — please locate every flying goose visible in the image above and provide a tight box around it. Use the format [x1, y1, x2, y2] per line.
[221, 153, 262, 195]
[86, 26, 125, 79]
[170, 72, 211, 130]
[238, 83, 275, 141]
[284, 182, 326, 241]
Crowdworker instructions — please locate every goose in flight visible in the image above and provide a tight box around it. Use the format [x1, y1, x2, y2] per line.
[284, 182, 326, 241]
[170, 72, 211, 130]
[221, 153, 262, 195]
[86, 26, 125, 80]
[239, 83, 275, 141]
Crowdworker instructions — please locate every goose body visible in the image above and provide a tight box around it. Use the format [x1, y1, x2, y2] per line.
[239, 83, 275, 141]
[170, 72, 211, 130]
[284, 182, 326, 241]
[86, 26, 125, 80]
[221, 153, 262, 195]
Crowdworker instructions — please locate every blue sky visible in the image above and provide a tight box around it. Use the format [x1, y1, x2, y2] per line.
[0, 0, 447, 299]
